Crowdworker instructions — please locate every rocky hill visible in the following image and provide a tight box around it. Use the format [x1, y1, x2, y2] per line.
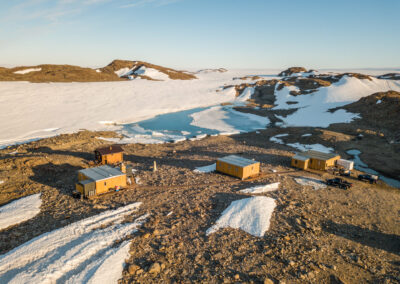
[0, 60, 196, 83]
[100, 60, 196, 80]
[0, 64, 122, 83]
[278, 67, 308, 76]
[377, 73, 400, 80]
[340, 91, 400, 138]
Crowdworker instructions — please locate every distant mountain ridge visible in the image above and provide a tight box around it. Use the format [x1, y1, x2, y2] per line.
[0, 60, 196, 83]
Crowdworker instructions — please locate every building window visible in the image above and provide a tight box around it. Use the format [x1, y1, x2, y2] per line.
[104, 181, 107, 186]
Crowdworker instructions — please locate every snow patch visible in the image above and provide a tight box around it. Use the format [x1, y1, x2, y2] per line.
[134, 66, 170, 81]
[0, 193, 41, 230]
[287, 142, 333, 153]
[269, 134, 333, 152]
[114, 67, 133, 77]
[190, 106, 269, 135]
[0, 202, 146, 283]
[235, 87, 255, 104]
[13, 68, 42, 74]
[294, 177, 326, 190]
[206, 196, 276, 237]
[194, 163, 216, 173]
[240, 182, 280, 194]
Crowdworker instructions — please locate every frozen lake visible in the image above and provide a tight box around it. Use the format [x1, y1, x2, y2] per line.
[114, 105, 270, 144]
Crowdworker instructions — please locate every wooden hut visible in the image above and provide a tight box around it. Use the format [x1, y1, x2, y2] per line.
[94, 145, 124, 165]
[291, 154, 309, 170]
[216, 155, 260, 180]
[291, 150, 340, 171]
[76, 165, 126, 197]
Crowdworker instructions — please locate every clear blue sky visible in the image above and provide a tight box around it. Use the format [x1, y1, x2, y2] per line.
[0, 0, 399, 69]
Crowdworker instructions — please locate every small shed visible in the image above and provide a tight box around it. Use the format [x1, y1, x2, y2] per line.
[94, 145, 124, 165]
[337, 159, 354, 170]
[76, 165, 126, 197]
[216, 155, 260, 180]
[291, 150, 340, 171]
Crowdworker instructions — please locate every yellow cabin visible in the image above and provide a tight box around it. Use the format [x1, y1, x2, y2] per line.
[76, 165, 127, 197]
[216, 155, 260, 180]
[291, 154, 309, 170]
[94, 145, 124, 165]
[291, 150, 340, 171]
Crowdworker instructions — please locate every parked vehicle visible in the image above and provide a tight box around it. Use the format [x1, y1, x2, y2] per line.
[358, 174, 378, 184]
[333, 168, 351, 177]
[326, 178, 353, 189]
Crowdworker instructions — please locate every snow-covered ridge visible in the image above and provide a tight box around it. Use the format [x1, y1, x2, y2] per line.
[0, 193, 41, 230]
[274, 75, 400, 128]
[13, 68, 42, 74]
[0, 202, 146, 283]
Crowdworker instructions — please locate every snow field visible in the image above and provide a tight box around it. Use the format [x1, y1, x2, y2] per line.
[0, 202, 147, 283]
[0, 69, 275, 148]
[207, 196, 276, 237]
[1, 68, 398, 148]
[0, 193, 42, 230]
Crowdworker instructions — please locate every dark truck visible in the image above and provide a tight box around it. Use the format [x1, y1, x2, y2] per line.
[326, 178, 353, 189]
[358, 174, 378, 184]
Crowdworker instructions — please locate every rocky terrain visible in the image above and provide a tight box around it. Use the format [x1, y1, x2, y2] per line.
[0, 126, 399, 283]
[0, 60, 196, 83]
[227, 69, 400, 181]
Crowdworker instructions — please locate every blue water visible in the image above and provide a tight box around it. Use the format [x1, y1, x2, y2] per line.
[124, 107, 219, 138]
[120, 105, 269, 143]
[346, 149, 400, 188]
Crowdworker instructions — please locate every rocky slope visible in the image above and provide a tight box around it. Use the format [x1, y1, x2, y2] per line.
[0, 130, 399, 283]
[339, 91, 400, 137]
[377, 73, 400, 80]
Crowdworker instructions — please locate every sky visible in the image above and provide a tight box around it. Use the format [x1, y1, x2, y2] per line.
[0, 0, 399, 69]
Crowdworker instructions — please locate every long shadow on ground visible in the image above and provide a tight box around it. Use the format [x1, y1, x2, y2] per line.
[323, 221, 400, 256]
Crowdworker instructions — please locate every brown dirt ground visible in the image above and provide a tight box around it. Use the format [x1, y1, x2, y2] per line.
[0, 128, 399, 283]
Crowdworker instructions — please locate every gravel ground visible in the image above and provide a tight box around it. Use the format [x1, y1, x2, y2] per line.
[0, 129, 399, 283]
